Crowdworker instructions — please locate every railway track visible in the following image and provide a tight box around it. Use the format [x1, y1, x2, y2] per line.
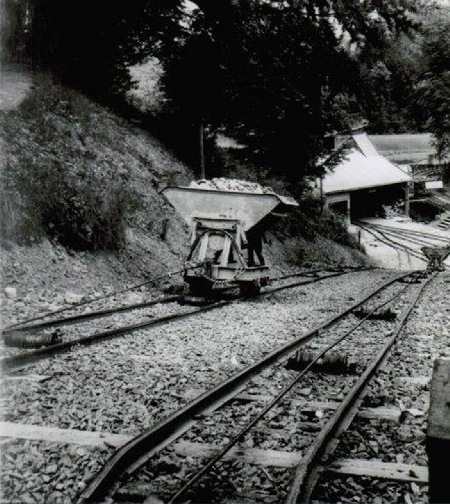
[1, 267, 365, 372]
[359, 222, 449, 245]
[356, 220, 450, 269]
[355, 222, 427, 264]
[4, 266, 360, 336]
[75, 269, 435, 504]
[361, 222, 449, 248]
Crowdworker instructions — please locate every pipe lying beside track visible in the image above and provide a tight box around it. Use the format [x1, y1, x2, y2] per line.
[77, 269, 416, 504]
[1, 268, 364, 372]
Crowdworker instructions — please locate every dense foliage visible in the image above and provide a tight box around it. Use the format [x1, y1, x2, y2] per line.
[3, 0, 449, 188]
[1, 0, 183, 101]
[0, 82, 137, 250]
[163, 0, 419, 188]
[416, 5, 450, 159]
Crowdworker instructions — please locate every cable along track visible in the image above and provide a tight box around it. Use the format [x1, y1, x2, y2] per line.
[76, 269, 433, 504]
[1, 267, 363, 372]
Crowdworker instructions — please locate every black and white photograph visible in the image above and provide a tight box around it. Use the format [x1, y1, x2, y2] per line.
[0, 0, 449, 502]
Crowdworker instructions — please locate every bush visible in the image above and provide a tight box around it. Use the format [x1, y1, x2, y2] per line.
[1, 77, 138, 250]
[276, 193, 363, 251]
[34, 169, 133, 250]
[284, 234, 367, 268]
[2, 158, 136, 250]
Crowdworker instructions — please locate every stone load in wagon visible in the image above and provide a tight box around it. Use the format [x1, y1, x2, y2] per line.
[163, 179, 297, 232]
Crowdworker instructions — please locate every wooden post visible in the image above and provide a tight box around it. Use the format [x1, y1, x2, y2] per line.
[404, 182, 410, 217]
[319, 176, 324, 214]
[199, 120, 205, 179]
[427, 358, 450, 503]
[347, 194, 351, 225]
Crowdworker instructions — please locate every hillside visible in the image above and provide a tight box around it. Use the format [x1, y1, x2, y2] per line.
[1, 73, 191, 276]
[0, 72, 368, 323]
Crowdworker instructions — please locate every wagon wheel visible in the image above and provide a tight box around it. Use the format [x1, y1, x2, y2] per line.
[239, 280, 261, 298]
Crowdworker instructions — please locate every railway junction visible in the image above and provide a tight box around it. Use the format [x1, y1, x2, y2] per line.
[1, 180, 449, 504]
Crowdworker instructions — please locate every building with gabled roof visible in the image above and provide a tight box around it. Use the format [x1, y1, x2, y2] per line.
[319, 133, 412, 222]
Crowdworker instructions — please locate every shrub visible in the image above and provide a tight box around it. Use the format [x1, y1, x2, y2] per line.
[2, 157, 137, 250]
[276, 193, 363, 252]
[1, 77, 138, 250]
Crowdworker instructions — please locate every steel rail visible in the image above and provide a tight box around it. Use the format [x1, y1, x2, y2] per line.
[259, 268, 370, 299]
[360, 222, 447, 248]
[1, 269, 361, 372]
[378, 228, 448, 245]
[2, 268, 346, 336]
[357, 222, 426, 262]
[359, 221, 449, 243]
[77, 270, 414, 504]
[1, 295, 180, 335]
[285, 271, 438, 504]
[166, 277, 413, 504]
[274, 266, 363, 282]
[358, 222, 424, 259]
[367, 226, 449, 271]
[376, 228, 440, 248]
[1, 301, 231, 372]
[2, 268, 190, 331]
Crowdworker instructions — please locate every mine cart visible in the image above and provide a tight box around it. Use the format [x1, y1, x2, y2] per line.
[162, 185, 298, 300]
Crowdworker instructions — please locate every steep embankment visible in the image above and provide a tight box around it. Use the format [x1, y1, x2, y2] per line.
[1, 72, 194, 298]
[0, 71, 367, 322]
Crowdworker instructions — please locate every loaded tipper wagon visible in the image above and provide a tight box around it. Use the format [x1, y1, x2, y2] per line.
[162, 179, 298, 301]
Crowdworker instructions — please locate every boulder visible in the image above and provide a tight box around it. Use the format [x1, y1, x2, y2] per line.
[64, 292, 84, 304]
[4, 287, 17, 299]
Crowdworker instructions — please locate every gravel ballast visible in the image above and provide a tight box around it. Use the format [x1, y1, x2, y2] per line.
[311, 272, 450, 504]
[1, 269, 447, 503]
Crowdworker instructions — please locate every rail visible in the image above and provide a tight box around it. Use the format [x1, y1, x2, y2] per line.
[77, 269, 418, 503]
[1, 268, 365, 372]
[286, 272, 438, 503]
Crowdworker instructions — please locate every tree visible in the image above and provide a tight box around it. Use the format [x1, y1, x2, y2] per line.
[416, 5, 450, 159]
[162, 10, 228, 174]
[6, 0, 422, 186]
[163, 0, 419, 190]
[355, 32, 425, 133]
[5, 0, 184, 102]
